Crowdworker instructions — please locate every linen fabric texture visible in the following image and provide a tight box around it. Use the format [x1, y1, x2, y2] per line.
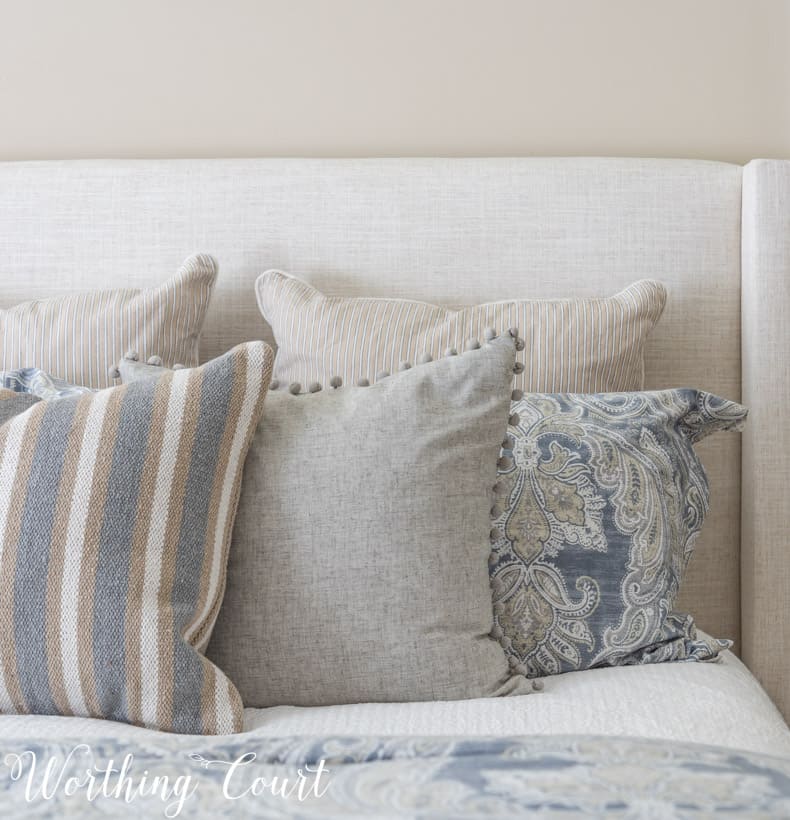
[0, 389, 39, 426]
[0, 341, 273, 733]
[742, 159, 790, 722]
[256, 270, 666, 393]
[203, 334, 533, 707]
[491, 389, 746, 678]
[0, 254, 217, 389]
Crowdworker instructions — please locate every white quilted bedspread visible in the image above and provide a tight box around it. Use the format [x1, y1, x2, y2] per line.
[1, 652, 787, 758]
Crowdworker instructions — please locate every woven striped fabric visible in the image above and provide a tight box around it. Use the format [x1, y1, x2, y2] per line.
[0, 254, 217, 390]
[0, 341, 273, 734]
[257, 271, 666, 393]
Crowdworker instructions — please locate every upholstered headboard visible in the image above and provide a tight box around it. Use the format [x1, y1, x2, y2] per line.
[0, 157, 786, 716]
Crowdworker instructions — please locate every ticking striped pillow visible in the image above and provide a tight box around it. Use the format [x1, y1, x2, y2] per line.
[0, 254, 217, 390]
[256, 270, 666, 393]
[0, 341, 273, 733]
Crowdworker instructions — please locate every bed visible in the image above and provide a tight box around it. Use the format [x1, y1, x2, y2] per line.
[0, 157, 789, 816]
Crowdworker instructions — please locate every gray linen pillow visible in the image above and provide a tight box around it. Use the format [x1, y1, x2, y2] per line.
[120, 334, 534, 707]
[0, 389, 40, 425]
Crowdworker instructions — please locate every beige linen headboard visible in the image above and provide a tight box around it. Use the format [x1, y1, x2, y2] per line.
[742, 160, 790, 721]
[0, 157, 786, 716]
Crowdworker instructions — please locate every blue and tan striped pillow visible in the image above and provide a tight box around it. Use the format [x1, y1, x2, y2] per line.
[0, 254, 217, 390]
[0, 341, 273, 733]
[256, 270, 666, 393]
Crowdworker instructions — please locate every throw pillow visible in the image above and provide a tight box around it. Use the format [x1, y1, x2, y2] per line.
[0, 341, 272, 732]
[256, 269, 666, 393]
[0, 254, 217, 389]
[490, 389, 746, 677]
[121, 335, 535, 707]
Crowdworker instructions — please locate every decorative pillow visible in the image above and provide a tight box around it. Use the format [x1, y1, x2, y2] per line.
[121, 335, 536, 707]
[256, 270, 666, 392]
[490, 389, 746, 678]
[0, 341, 273, 733]
[0, 254, 217, 389]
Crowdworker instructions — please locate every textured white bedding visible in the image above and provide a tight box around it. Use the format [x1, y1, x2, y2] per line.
[1, 653, 787, 757]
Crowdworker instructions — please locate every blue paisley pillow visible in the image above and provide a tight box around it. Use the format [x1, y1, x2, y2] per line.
[489, 389, 747, 678]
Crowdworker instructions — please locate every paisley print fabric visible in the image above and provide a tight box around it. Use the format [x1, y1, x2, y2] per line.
[490, 389, 747, 677]
[2, 732, 789, 817]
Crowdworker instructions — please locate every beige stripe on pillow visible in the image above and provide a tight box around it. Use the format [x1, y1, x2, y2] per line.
[187, 353, 259, 649]
[45, 392, 91, 717]
[0, 254, 217, 389]
[256, 271, 666, 392]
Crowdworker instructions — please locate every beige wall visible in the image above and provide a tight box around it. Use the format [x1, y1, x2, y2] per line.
[0, 0, 788, 163]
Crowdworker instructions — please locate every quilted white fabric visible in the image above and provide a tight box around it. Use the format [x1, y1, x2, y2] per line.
[0, 654, 787, 758]
[245, 653, 790, 755]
